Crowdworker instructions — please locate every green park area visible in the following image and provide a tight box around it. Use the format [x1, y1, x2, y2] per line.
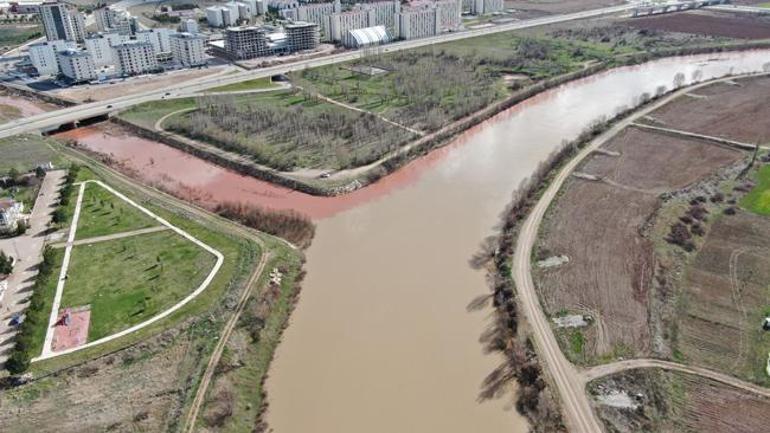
[0, 134, 64, 174]
[74, 182, 158, 240]
[208, 77, 278, 92]
[0, 24, 41, 52]
[61, 229, 217, 340]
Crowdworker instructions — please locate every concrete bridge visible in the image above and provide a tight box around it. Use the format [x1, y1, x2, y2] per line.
[631, 0, 730, 17]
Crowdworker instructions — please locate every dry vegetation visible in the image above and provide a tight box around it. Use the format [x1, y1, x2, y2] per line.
[591, 368, 770, 433]
[214, 201, 315, 249]
[626, 10, 770, 40]
[535, 128, 742, 363]
[165, 91, 416, 171]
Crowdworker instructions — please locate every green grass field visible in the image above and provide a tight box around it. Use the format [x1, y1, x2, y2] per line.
[208, 77, 278, 92]
[0, 134, 65, 174]
[74, 182, 158, 240]
[0, 24, 41, 52]
[118, 97, 195, 130]
[61, 230, 217, 341]
[741, 164, 770, 215]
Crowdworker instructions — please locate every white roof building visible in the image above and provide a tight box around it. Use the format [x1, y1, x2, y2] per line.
[343, 25, 390, 48]
[56, 48, 96, 83]
[27, 40, 74, 76]
[0, 199, 24, 234]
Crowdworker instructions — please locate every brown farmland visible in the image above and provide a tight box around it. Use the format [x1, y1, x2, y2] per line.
[647, 75, 770, 145]
[536, 128, 742, 362]
[593, 369, 770, 433]
[626, 11, 770, 40]
[678, 210, 770, 383]
[505, 0, 624, 17]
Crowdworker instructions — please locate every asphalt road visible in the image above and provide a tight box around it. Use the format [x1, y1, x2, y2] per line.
[0, 3, 635, 140]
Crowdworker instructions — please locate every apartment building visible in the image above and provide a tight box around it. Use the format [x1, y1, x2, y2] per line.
[285, 21, 320, 52]
[297, 0, 340, 28]
[56, 49, 96, 83]
[135, 28, 173, 55]
[170, 32, 207, 67]
[84, 32, 127, 67]
[113, 41, 159, 76]
[395, 0, 461, 40]
[224, 26, 270, 59]
[180, 18, 199, 34]
[464, 0, 503, 15]
[94, 6, 133, 35]
[39, 2, 86, 42]
[206, 4, 240, 27]
[324, 0, 399, 42]
[28, 40, 74, 76]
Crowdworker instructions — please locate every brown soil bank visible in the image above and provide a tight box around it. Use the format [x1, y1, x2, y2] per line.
[646, 75, 770, 144]
[590, 368, 770, 433]
[627, 11, 770, 40]
[535, 127, 742, 362]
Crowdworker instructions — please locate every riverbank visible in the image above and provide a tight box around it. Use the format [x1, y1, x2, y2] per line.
[112, 41, 770, 198]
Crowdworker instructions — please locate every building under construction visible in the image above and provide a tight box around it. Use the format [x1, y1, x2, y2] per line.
[222, 22, 319, 60]
[285, 22, 320, 52]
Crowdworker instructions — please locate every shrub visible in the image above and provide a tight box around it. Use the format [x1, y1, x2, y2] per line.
[214, 202, 315, 249]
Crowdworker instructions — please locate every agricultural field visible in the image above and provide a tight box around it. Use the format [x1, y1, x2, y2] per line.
[535, 127, 743, 363]
[591, 369, 770, 433]
[645, 75, 770, 145]
[505, 0, 624, 17]
[626, 10, 770, 40]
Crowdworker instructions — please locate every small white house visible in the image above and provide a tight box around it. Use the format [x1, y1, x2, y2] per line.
[0, 198, 24, 234]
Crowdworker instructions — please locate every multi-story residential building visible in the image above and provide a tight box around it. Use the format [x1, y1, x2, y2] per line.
[135, 28, 172, 55]
[170, 32, 207, 67]
[224, 26, 270, 59]
[84, 32, 127, 68]
[297, 0, 340, 29]
[28, 39, 74, 76]
[39, 2, 86, 42]
[205, 6, 225, 27]
[324, 0, 399, 42]
[113, 41, 159, 76]
[180, 18, 199, 34]
[464, 0, 503, 15]
[0, 199, 24, 234]
[285, 21, 320, 52]
[56, 49, 96, 83]
[94, 6, 133, 35]
[395, 0, 461, 40]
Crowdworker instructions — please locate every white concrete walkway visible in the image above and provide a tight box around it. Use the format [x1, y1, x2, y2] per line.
[33, 180, 224, 361]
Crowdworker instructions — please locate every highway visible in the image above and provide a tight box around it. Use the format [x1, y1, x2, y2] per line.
[0, 3, 635, 139]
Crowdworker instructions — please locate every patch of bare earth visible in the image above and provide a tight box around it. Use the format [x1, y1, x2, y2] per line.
[536, 128, 742, 362]
[505, 0, 623, 17]
[646, 75, 770, 145]
[591, 369, 770, 433]
[626, 10, 770, 40]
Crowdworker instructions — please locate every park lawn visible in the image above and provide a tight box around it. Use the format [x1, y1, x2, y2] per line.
[74, 182, 158, 240]
[118, 97, 195, 129]
[208, 77, 277, 92]
[0, 134, 64, 174]
[61, 230, 217, 341]
[741, 164, 770, 215]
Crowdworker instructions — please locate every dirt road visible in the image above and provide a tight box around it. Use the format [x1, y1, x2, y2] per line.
[510, 74, 770, 433]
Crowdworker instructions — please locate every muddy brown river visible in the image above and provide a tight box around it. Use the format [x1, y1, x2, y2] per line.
[61, 50, 770, 432]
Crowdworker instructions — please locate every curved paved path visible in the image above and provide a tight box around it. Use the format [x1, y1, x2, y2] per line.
[511, 73, 770, 433]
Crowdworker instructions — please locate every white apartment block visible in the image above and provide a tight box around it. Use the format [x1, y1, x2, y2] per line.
[297, 0, 340, 28]
[56, 49, 96, 83]
[84, 33, 127, 68]
[395, 0, 461, 40]
[324, 0, 399, 42]
[39, 2, 86, 42]
[28, 40, 73, 76]
[205, 6, 225, 27]
[94, 6, 133, 35]
[180, 18, 199, 34]
[465, 0, 503, 15]
[170, 32, 207, 67]
[113, 41, 159, 76]
[135, 29, 173, 55]
[206, 4, 240, 27]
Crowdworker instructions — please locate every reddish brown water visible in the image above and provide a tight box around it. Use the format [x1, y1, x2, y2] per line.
[58, 50, 770, 433]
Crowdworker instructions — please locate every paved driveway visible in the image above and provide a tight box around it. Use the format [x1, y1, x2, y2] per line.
[0, 169, 65, 366]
